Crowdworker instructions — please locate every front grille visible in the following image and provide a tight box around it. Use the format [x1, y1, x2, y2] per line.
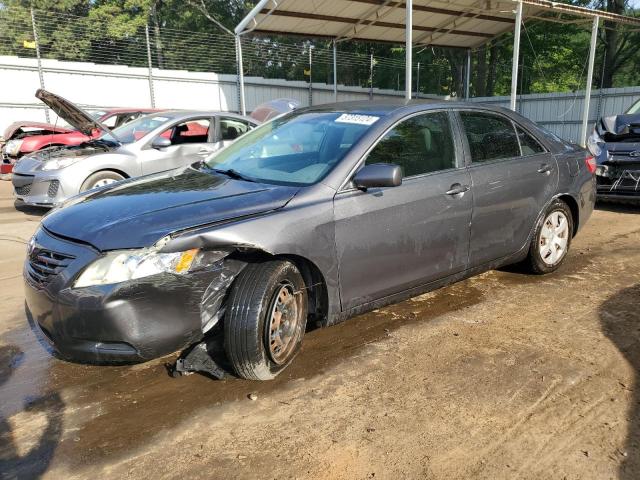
[27, 248, 75, 285]
[15, 184, 32, 195]
[609, 148, 640, 159]
[47, 180, 60, 198]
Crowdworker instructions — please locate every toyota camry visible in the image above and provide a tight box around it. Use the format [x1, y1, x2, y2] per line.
[24, 100, 596, 380]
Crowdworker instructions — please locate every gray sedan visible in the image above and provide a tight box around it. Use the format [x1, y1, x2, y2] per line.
[12, 90, 257, 207]
[24, 100, 595, 381]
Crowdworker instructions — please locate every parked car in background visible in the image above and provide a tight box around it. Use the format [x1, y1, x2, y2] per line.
[1, 121, 72, 174]
[250, 98, 300, 123]
[588, 98, 640, 202]
[2, 106, 158, 173]
[23, 100, 595, 381]
[12, 90, 257, 207]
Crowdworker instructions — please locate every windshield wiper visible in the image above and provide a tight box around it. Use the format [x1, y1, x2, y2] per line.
[213, 168, 257, 183]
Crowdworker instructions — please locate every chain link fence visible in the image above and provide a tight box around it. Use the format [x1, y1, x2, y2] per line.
[0, 5, 476, 110]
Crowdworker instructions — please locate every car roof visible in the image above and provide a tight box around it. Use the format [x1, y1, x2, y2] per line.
[141, 110, 256, 121]
[100, 108, 163, 114]
[297, 99, 515, 118]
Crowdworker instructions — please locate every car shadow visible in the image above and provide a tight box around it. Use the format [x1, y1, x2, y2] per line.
[599, 284, 640, 479]
[13, 201, 48, 218]
[595, 201, 640, 214]
[0, 344, 64, 479]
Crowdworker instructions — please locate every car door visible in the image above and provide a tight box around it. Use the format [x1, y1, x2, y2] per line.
[140, 117, 214, 175]
[334, 110, 473, 311]
[457, 110, 558, 267]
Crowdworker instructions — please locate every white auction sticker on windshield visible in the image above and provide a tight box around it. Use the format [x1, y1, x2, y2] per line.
[153, 117, 169, 122]
[335, 114, 380, 126]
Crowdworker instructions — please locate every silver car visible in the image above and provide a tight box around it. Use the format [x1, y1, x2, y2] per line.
[12, 89, 257, 207]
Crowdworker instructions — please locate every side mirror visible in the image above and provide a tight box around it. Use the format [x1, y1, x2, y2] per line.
[353, 163, 402, 190]
[151, 137, 172, 149]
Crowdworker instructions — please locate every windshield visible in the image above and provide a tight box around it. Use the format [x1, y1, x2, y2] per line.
[58, 109, 106, 130]
[102, 114, 174, 144]
[626, 99, 640, 114]
[204, 111, 377, 186]
[88, 110, 107, 119]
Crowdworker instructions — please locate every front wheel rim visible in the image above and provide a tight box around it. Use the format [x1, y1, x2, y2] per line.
[266, 282, 302, 365]
[92, 178, 118, 189]
[539, 210, 569, 265]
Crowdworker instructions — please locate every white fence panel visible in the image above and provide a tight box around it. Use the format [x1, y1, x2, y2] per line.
[2, 55, 640, 145]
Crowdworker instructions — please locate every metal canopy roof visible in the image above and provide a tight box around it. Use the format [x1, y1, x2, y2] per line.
[235, 0, 640, 49]
[233, 0, 640, 146]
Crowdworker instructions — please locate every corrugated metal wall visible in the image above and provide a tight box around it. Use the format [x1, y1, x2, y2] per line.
[471, 87, 640, 144]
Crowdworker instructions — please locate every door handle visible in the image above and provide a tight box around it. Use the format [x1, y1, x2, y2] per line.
[537, 163, 552, 174]
[445, 184, 470, 196]
[197, 148, 212, 156]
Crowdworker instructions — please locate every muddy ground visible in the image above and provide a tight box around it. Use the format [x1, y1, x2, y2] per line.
[0, 180, 639, 480]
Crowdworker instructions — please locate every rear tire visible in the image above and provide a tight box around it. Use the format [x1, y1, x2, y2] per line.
[524, 199, 573, 274]
[224, 260, 308, 380]
[80, 171, 124, 192]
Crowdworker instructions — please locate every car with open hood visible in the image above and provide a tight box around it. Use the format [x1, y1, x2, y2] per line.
[2, 106, 159, 174]
[1, 121, 72, 174]
[23, 100, 596, 381]
[587, 98, 640, 202]
[11, 89, 258, 207]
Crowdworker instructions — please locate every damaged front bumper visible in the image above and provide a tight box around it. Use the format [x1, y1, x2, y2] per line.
[24, 227, 246, 363]
[596, 164, 640, 201]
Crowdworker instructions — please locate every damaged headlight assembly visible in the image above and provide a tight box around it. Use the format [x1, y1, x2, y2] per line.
[587, 128, 604, 157]
[4, 139, 23, 156]
[73, 247, 231, 288]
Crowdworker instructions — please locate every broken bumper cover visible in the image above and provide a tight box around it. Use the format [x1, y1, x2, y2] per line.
[596, 167, 640, 201]
[24, 228, 243, 363]
[25, 272, 212, 363]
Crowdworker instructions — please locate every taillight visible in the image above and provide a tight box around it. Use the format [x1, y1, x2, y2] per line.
[585, 156, 596, 174]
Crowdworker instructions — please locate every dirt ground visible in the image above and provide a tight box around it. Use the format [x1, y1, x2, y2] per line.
[0, 180, 639, 480]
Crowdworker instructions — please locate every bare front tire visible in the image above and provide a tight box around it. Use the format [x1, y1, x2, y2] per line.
[524, 199, 573, 274]
[224, 260, 307, 380]
[80, 171, 124, 192]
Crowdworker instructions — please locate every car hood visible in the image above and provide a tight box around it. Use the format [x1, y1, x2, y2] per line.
[36, 89, 115, 139]
[598, 113, 640, 139]
[2, 121, 72, 140]
[13, 142, 115, 171]
[42, 166, 299, 251]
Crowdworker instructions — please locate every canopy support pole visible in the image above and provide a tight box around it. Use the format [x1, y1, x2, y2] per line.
[510, 0, 523, 111]
[465, 49, 471, 99]
[581, 16, 599, 147]
[333, 40, 338, 102]
[235, 35, 246, 116]
[405, 0, 413, 100]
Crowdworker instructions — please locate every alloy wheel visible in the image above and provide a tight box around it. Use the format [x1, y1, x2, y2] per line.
[539, 211, 569, 265]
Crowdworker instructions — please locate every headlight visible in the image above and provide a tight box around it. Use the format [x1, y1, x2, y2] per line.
[41, 157, 81, 171]
[5, 139, 23, 156]
[586, 128, 603, 157]
[73, 248, 229, 288]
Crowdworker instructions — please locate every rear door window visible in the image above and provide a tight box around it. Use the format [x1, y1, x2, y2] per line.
[219, 118, 252, 141]
[460, 112, 520, 163]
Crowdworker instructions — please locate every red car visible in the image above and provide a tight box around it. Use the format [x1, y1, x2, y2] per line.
[1, 108, 158, 174]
